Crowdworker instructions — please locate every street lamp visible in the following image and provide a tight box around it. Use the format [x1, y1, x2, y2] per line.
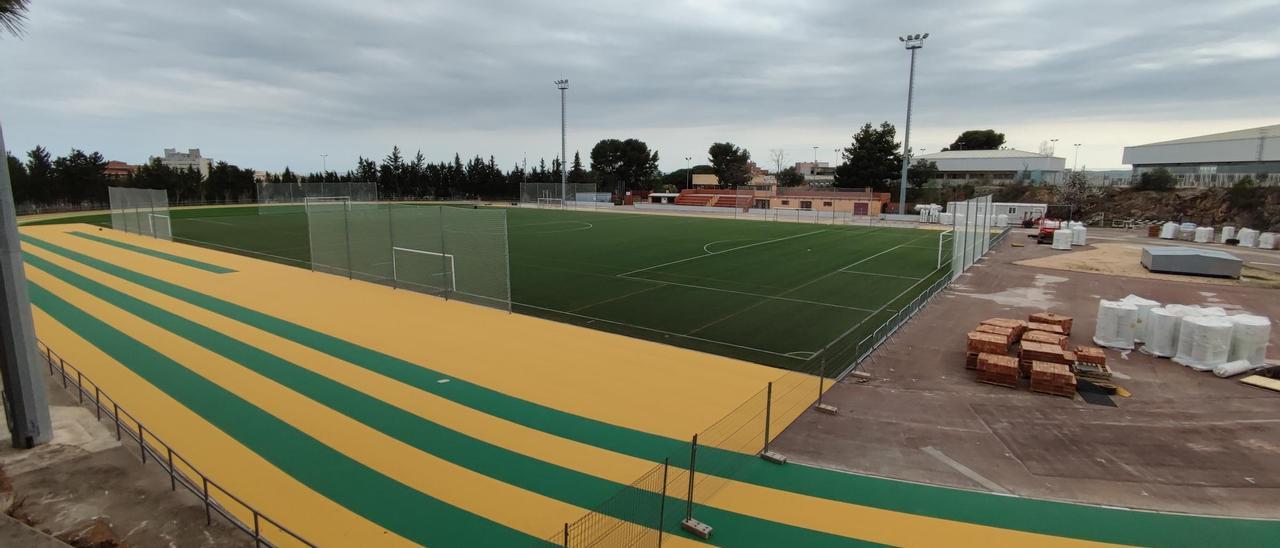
[320, 154, 328, 174]
[685, 156, 692, 190]
[1049, 138, 1058, 157]
[897, 32, 929, 215]
[812, 146, 818, 174]
[555, 79, 569, 206]
[1072, 143, 1082, 171]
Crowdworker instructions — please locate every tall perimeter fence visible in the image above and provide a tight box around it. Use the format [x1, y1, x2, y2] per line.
[548, 194, 1010, 547]
[520, 182, 612, 209]
[305, 201, 511, 311]
[257, 182, 379, 214]
[107, 186, 172, 240]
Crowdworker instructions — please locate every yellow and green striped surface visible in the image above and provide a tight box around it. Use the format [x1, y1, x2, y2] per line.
[19, 224, 1279, 547]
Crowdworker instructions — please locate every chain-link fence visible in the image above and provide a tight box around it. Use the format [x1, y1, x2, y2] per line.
[519, 182, 610, 209]
[257, 182, 378, 215]
[305, 202, 510, 311]
[947, 194, 995, 279]
[108, 186, 172, 240]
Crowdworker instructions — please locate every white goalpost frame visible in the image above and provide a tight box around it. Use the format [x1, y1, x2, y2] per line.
[304, 195, 354, 211]
[147, 213, 172, 239]
[536, 197, 564, 209]
[937, 229, 953, 269]
[391, 246, 457, 292]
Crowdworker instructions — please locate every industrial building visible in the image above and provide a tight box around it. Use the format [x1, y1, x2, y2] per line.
[916, 149, 1065, 185]
[1122, 124, 1279, 188]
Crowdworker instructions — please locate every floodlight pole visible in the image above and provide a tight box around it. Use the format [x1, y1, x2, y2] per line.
[0, 121, 52, 449]
[898, 33, 928, 216]
[556, 79, 569, 206]
[685, 156, 692, 190]
[1072, 143, 1081, 172]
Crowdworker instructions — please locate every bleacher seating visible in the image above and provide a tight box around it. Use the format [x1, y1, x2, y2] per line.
[675, 189, 753, 208]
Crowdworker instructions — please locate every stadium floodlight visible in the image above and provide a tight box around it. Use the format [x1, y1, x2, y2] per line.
[685, 156, 692, 189]
[1073, 143, 1082, 171]
[897, 32, 929, 216]
[555, 79, 569, 207]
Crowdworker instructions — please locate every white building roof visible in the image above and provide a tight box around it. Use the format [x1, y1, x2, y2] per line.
[916, 149, 1065, 173]
[1123, 124, 1279, 165]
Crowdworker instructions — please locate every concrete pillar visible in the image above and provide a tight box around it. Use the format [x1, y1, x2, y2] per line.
[0, 121, 52, 448]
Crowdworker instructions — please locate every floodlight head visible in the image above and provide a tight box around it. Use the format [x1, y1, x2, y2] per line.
[555, 79, 569, 90]
[922, 33, 929, 39]
[899, 36, 905, 42]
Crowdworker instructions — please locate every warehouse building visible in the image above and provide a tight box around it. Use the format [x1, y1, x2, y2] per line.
[916, 149, 1065, 185]
[1122, 124, 1279, 188]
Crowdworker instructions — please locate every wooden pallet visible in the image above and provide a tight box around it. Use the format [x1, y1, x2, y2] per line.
[1029, 312, 1073, 335]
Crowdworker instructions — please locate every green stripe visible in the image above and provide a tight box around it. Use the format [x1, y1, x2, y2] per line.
[68, 231, 236, 274]
[24, 248, 867, 547]
[21, 234, 1280, 546]
[25, 282, 539, 547]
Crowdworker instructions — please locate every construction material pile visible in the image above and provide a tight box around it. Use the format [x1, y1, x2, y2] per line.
[964, 313, 1101, 399]
[1090, 295, 1274, 378]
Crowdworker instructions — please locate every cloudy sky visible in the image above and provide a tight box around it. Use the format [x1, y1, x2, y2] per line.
[2, 0, 1278, 174]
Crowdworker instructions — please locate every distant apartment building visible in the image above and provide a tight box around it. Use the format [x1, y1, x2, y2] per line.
[103, 160, 137, 180]
[156, 148, 212, 179]
[792, 162, 835, 187]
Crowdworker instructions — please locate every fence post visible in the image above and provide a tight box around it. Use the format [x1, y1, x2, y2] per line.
[203, 478, 212, 525]
[342, 204, 353, 280]
[77, 371, 83, 403]
[763, 382, 772, 454]
[562, 522, 569, 547]
[94, 386, 101, 420]
[139, 427, 146, 464]
[658, 458, 669, 548]
[60, 358, 67, 389]
[113, 403, 121, 440]
[254, 513, 262, 547]
[168, 448, 177, 491]
[684, 434, 698, 520]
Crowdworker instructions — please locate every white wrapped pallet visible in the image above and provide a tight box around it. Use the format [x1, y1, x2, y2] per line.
[1071, 226, 1087, 246]
[1094, 299, 1139, 350]
[1052, 228, 1073, 250]
[1213, 360, 1258, 378]
[1173, 316, 1234, 371]
[1228, 314, 1271, 366]
[939, 212, 953, 225]
[1121, 295, 1160, 343]
[1159, 222, 1178, 239]
[1144, 307, 1182, 357]
[1193, 227, 1213, 243]
[1238, 228, 1259, 247]
[1259, 233, 1278, 250]
[996, 214, 1008, 227]
[1220, 226, 1236, 243]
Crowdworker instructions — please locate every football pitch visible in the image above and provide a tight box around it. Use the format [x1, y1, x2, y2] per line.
[29, 205, 952, 372]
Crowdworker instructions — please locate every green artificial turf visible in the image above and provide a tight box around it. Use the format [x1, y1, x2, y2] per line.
[25, 205, 951, 372]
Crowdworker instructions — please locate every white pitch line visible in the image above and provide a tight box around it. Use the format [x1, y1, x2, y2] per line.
[618, 229, 828, 277]
[839, 270, 923, 281]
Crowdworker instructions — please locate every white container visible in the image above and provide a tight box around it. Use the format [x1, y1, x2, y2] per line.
[1052, 227, 1073, 250]
[1159, 222, 1178, 239]
[939, 212, 953, 226]
[996, 214, 1008, 227]
[1220, 226, 1236, 243]
[1228, 314, 1271, 366]
[1094, 299, 1139, 350]
[1144, 307, 1181, 357]
[1214, 360, 1258, 378]
[1071, 226, 1087, 246]
[1193, 227, 1213, 243]
[1121, 295, 1160, 343]
[1173, 316, 1235, 371]
[1238, 228, 1259, 247]
[1259, 233, 1278, 250]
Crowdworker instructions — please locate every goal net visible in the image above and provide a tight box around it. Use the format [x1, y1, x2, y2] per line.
[305, 203, 510, 310]
[519, 182, 606, 209]
[257, 182, 377, 215]
[108, 186, 172, 241]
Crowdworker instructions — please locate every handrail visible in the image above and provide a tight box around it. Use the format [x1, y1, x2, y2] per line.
[35, 340, 315, 548]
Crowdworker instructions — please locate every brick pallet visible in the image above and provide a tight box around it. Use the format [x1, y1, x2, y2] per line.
[967, 332, 1009, 355]
[1074, 361, 1113, 382]
[1030, 361, 1076, 398]
[966, 352, 979, 370]
[1019, 341, 1076, 365]
[1075, 345, 1106, 366]
[982, 318, 1027, 339]
[1029, 312, 1073, 335]
[976, 324, 1017, 346]
[976, 353, 1019, 389]
[1026, 321, 1066, 336]
[1022, 330, 1068, 350]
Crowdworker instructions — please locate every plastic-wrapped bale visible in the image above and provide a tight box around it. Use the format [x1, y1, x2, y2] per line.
[939, 212, 953, 225]
[1220, 226, 1236, 243]
[1260, 233, 1278, 250]
[1214, 360, 1259, 378]
[1193, 227, 1213, 243]
[1093, 299, 1139, 350]
[1173, 316, 1234, 371]
[1228, 314, 1271, 366]
[1143, 307, 1182, 357]
[1120, 295, 1160, 343]
[1052, 227, 1073, 250]
[1159, 222, 1178, 239]
[996, 214, 1008, 227]
[1071, 225, 1087, 246]
[1238, 228, 1259, 248]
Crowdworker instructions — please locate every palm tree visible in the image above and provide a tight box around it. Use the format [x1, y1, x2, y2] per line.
[0, 0, 30, 37]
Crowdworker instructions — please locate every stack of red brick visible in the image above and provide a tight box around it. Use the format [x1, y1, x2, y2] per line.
[963, 312, 1107, 400]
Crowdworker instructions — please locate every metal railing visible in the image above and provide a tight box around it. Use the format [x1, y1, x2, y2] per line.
[35, 340, 314, 548]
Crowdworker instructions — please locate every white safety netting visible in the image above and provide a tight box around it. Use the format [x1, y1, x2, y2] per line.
[947, 194, 994, 279]
[519, 182, 609, 209]
[108, 186, 172, 241]
[257, 182, 378, 215]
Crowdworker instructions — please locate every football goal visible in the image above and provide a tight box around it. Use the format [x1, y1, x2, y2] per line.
[536, 197, 564, 209]
[148, 213, 172, 240]
[304, 196, 353, 211]
[391, 246, 456, 293]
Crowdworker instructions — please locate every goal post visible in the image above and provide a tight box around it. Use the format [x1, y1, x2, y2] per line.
[391, 246, 456, 293]
[536, 197, 564, 209]
[304, 195, 353, 211]
[107, 186, 172, 241]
